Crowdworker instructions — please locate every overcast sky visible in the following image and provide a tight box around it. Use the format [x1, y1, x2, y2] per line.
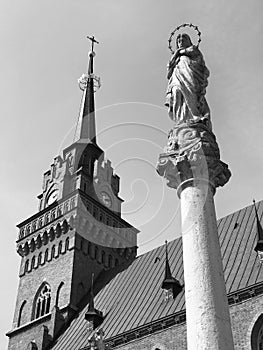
[1, 0, 263, 348]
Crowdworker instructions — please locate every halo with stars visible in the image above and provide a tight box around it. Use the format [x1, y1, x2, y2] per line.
[168, 23, 202, 54]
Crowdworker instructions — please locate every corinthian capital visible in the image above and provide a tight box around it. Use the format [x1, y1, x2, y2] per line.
[156, 122, 231, 194]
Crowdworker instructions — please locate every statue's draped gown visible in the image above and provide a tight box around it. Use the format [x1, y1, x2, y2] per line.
[165, 45, 210, 124]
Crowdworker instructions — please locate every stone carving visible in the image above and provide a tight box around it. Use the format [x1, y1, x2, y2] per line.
[157, 122, 231, 192]
[86, 328, 106, 349]
[157, 31, 231, 193]
[165, 33, 210, 127]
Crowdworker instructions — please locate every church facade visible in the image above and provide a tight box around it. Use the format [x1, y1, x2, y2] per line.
[7, 42, 263, 350]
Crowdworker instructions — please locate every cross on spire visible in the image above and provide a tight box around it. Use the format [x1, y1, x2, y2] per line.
[87, 35, 99, 52]
[74, 35, 100, 144]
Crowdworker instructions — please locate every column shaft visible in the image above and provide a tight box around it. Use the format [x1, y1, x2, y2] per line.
[180, 180, 234, 350]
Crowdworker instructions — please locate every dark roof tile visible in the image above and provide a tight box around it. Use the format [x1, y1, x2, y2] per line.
[51, 200, 263, 349]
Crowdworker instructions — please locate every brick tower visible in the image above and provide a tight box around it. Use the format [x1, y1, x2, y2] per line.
[7, 37, 138, 350]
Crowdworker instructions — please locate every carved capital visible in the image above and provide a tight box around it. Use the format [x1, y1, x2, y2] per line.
[156, 122, 231, 194]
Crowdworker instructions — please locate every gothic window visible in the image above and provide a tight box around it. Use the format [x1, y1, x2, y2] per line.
[34, 284, 51, 320]
[24, 260, 29, 273]
[26, 341, 38, 350]
[38, 252, 42, 266]
[55, 282, 64, 307]
[58, 241, 63, 254]
[44, 249, 49, 262]
[31, 256, 35, 270]
[65, 237, 69, 250]
[17, 300, 27, 327]
[251, 314, 263, 349]
[26, 225, 31, 235]
[51, 245, 56, 259]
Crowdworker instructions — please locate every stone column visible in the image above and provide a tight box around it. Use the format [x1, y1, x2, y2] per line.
[157, 122, 234, 350]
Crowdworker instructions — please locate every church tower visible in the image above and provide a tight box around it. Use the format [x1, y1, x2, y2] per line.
[7, 37, 138, 350]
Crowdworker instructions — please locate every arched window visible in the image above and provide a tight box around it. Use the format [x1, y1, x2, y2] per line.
[24, 260, 29, 273]
[27, 341, 38, 350]
[58, 241, 62, 254]
[34, 284, 51, 320]
[17, 300, 27, 327]
[55, 282, 64, 307]
[65, 237, 69, 250]
[37, 252, 42, 266]
[31, 256, 35, 270]
[44, 249, 49, 262]
[251, 314, 263, 349]
[51, 245, 56, 259]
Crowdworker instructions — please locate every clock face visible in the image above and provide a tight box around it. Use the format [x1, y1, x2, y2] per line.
[47, 189, 58, 206]
[100, 191, 112, 208]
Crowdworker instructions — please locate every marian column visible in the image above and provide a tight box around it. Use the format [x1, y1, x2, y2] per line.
[157, 25, 234, 350]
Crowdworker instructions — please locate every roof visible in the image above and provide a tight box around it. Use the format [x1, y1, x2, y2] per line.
[51, 200, 263, 349]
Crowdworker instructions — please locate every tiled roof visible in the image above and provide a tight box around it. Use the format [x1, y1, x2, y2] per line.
[51, 200, 263, 349]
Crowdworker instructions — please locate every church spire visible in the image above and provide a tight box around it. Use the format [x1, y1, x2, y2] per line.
[74, 36, 100, 144]
[161, 240, 183, 299]
[85, 273, 104, 329]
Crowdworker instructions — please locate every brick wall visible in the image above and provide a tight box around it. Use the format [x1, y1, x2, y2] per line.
[114, 294, 263, 350]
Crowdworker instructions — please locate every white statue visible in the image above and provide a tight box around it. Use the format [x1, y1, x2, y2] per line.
[165, 33, 211, 127]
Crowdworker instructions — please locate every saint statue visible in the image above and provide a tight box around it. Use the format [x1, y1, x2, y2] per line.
[165, 33, 211, 127]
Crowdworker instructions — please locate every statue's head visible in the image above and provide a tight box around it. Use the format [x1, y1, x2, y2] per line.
[176, 33, 192, 49]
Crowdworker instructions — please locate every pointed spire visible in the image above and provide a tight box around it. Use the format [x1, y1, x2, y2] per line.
[253, 200, 263, 257]
[88, 272, 95, 312]
[85, 273, 104, 329]
[164, 240, 173, 280]
[161, 240, 183, 298]
[74, 36, 100, 144]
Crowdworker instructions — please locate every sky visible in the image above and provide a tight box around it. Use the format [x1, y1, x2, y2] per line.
[1, 0, 263, 348]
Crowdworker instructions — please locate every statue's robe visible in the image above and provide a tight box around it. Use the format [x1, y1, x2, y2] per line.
[165, 45, 210, 124]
